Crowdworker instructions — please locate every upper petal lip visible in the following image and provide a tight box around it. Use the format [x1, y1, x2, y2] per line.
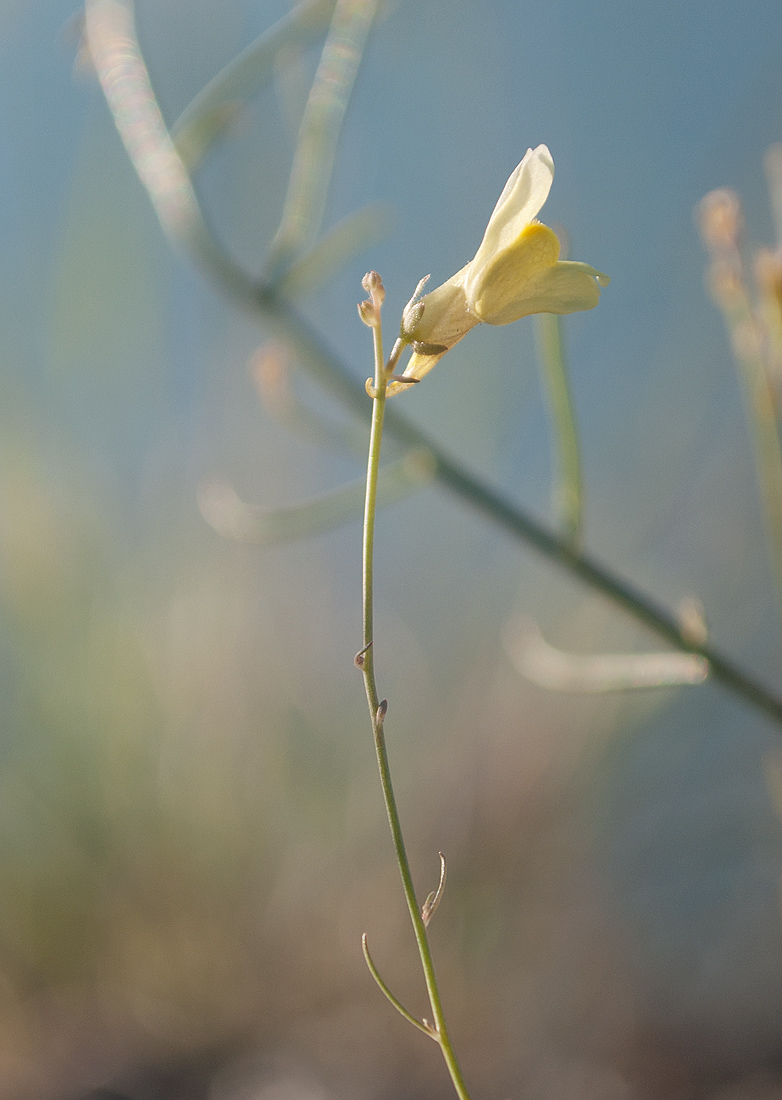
[466, 144, 555, 295]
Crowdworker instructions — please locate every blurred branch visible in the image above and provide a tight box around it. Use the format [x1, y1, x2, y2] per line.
[171, 0, 337, 166]
[251, 343, 369, 458]
[174, 101, 242, 173]
[504, 616, 709, 694]
[266, 0, 380, 280]
[535, 312, 583, 548]
[84, 0, 782, 729]
[278, 202, 393, 298]
[198, 449, 435, 544]
[84, 0, 262, 309]
[698, 189, 782, 618]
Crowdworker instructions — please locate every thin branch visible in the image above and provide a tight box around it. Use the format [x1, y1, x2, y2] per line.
[278, 203, 392, 298]
[266, 0, 380, 280]
[504, 616, 709, 694]
[361, 935, 435, 1040]
[197, 450, 435, 544]
[171, 0, 337, 163]
[251, 343, 370, 459]
[84, 0, 261, 309]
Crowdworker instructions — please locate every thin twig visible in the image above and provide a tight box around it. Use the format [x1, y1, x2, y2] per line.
[198, 449, 435, 544]
[171, 0, 337, 162]
[361, 935, 435, 1039]
[266, 0, 379, 280]
[504, 616, 709, 693]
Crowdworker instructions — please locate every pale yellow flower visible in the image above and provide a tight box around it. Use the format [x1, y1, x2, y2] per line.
[388, 145, 609, 395]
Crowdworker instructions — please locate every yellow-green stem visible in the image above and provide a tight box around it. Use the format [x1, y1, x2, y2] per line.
[361, 316, 472, 1100]
[535, 312, 583, 548]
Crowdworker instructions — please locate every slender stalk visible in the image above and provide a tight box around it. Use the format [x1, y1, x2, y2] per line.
[360, 285, 472, 1100]
[362, 934, 433, 1038]
[171, 0, 338, 162]
[266, 0, 379, 281]
[535, 313, 583, 547]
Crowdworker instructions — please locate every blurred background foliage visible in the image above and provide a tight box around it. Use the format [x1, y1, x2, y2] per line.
[4, 1, 782, 1098]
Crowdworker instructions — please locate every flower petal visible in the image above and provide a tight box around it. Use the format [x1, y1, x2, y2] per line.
[483, 258, 609, 325]
[387, 267, 480, 395]
[468, 145, 554, 284]
[470, 221, 560, 321]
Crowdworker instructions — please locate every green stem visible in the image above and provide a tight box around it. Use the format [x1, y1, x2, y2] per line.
[535, 313, 583, 547]
[266, 0, 379, 281]
[361, 312, 472, 1100]
[171, 0, 338, 163]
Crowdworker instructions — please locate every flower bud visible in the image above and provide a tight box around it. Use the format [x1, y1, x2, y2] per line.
[362, 270, 385, 307]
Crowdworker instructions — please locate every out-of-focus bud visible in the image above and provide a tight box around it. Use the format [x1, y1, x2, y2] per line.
[359, 271, 386, 328]
[697, 188, 743, 253]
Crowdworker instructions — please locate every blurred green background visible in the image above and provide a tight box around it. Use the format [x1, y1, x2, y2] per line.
[4, 1, 782, 1098]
